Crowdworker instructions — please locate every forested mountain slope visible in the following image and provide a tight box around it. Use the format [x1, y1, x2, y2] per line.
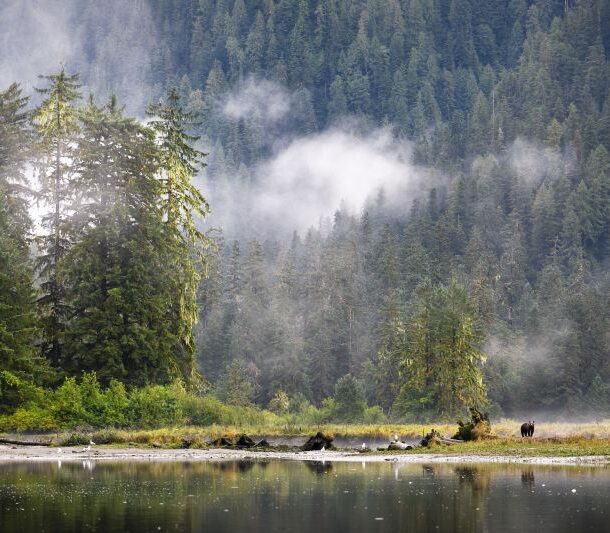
[2, 0, 610, 421]
[158, 0, 610, 417]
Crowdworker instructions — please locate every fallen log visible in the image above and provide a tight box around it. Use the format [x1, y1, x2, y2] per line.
[207, 436, 234, 447]
[388, 441, 413, 450]
[236, 434, 256, 448]
[0, 437, 51, 447]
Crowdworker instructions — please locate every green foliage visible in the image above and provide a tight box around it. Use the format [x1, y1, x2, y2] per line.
[33, 69, 81, 367]
[216, 360, 256, 407]
[333, 374, 367, 422]
[268, 390, 290, 415]
[362, 405, 387, 424]
[0, 373, 285, 431]
[2, 0, 610, 423]
[129, 384, 184, 428]
[395, 279, 487, 420]
[0, 84, 48, 409]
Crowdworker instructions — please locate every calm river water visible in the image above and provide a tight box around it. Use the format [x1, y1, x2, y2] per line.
[0, 460, 608, 532]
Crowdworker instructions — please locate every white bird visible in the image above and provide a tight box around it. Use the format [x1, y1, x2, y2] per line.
[89, 440, 96, 446]
[321, 446, 325, 451]
[361, 443, 366, 450]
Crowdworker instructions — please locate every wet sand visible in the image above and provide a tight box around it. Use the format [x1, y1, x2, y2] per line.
[0, 445, 608, 466]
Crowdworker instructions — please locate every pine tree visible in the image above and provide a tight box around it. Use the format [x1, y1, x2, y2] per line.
[147, 87, 212, 385]
[0, 83, 33, 244]
[0, 203, 46, 409]
[60, 96, 187, 385]
[396, 279, 487, 419]
[0, 84, 47, 408]
[33, 69, 81, 367]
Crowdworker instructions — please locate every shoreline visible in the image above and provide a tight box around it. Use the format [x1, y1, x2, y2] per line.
[0, 445, 608, 466]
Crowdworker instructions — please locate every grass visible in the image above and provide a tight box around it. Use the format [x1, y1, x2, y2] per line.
[377, 436, 610, 457]
[43, 419, 610, 457]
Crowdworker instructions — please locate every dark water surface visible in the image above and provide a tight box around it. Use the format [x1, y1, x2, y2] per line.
[0, 459, 608, 532]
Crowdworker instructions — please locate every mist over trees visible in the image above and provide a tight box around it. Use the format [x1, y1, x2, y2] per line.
[0, 73, 210, 412]
[185, 0, 610, 419]
[1, 0, 610, 423]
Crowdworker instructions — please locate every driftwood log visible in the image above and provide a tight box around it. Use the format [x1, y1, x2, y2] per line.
[301, 432, 334, 451]
[206, 435, 270, 448]
[0, 437, 51, 447]
[388, 441, 413, 450]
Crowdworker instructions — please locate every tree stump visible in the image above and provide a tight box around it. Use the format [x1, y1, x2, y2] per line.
[301, 432, 334, 451]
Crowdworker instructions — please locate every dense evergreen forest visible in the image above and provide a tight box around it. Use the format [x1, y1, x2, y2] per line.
[2, 0, 610, 427]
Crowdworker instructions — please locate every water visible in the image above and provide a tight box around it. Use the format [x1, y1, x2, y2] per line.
[0, 460, 608, 532]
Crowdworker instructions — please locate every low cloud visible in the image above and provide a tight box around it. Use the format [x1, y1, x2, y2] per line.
[508, 138, 565, 186]
[205, 125, 433, 238]
[224, 78, 292, 124]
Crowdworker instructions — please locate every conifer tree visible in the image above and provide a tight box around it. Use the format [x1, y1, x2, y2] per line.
[396, 280, 487, 419]
[61, 96, 194, 385]
[147, 87, 212, 385]
[0, 83, 47, 408]
[33, 69, 81, 367]
[0, 83, 33, 244]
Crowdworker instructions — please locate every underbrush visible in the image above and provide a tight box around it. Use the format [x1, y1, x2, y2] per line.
[2, 373, 610, 451]
[0, 373, 281, 432]
[398, 436, 610, 456]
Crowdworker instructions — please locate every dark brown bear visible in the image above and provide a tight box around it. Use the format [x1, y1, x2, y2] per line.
[521, 421, 531, 437]
[520, 421, 535, 437]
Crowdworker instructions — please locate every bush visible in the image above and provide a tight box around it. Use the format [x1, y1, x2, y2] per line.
[288, 392, 310, 414]
[182, 394, 234, 425]
[101, 380, 130, 427]
[50, 377, 88, 427]
[334, 374, 366, 422]
[0, 404, 58, 432]
[268, 390, 289, 414]
[128, 383, 184, 428]
[362, 405, 386, 424]
[0, 371, 46, 412]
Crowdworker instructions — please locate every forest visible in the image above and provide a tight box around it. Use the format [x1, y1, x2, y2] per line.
[1, 0, 610, 431]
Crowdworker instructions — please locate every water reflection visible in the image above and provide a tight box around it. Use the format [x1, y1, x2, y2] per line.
[305, 460, 333, 475]
[0, 460, 607, 532]
[521, 468, 536, 489]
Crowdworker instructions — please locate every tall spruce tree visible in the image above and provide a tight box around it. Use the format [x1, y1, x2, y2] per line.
[0, 83, 47, 408]
[33, 69, 81, 368]
[61, 96, 192, 385]
[395, 280, 487, 419]
[147, 86, 212, 385]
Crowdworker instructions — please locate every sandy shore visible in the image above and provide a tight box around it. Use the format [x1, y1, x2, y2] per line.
[0, 445, 608, 466]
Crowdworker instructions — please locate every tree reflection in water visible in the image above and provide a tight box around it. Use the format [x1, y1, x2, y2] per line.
[0, 461, 607, 533]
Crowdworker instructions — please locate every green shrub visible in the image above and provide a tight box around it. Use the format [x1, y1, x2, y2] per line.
[362, 405, 386, 424]
[101, 380, 130, 427]
[288, 392, 310, 414]
[50, 377, 88, 427]
[60, 432, 90, 446]
[1, 404, 58, 432]
[128, 384, 184, 428]
[0, 371, 46, 412]
[182, 394, 233, 425]
[334, 374, 367, 422]
[79, 372, 105, 426]
[268, 390, 290, 414]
